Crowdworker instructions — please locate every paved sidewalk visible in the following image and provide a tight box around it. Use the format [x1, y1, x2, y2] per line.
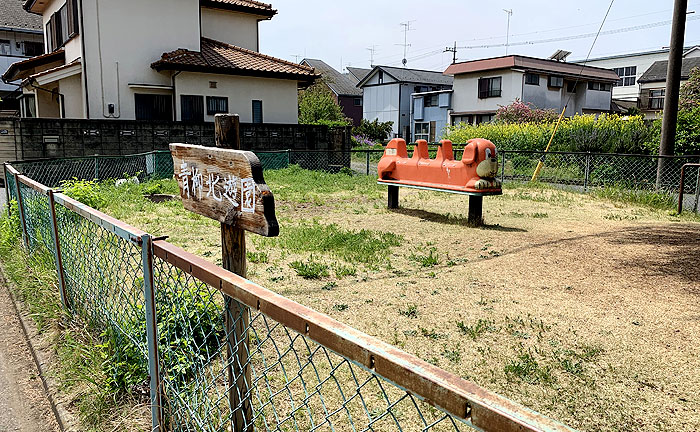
[0, 281, 60, 432]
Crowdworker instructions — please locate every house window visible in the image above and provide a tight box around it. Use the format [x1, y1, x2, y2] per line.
[476, 114, 494, 125]
[0, 40, 10, 56]
[206, 96, 228, 115]
[354, 98, 362, 106]
[525, 73, 540, 85]
[378, 70, 384, 84]
[478, 77, 502, 99]
[66, 0, 79, 38]
[649, 89, 665, 110]
[566, 81, 577, 93]
[588, 82, 612, 91]
[135, 94, 172, 121]
[252, 100, 263, 124]
[45, 22, 53, 52]
[181, 95, 204, 122]
[46, 0, 79, 52]
[548, 76, 564, 88]
[612, 66, 636, 87]
[415, 122, 430, 141]
[20, 94, 36, 118]
[22, 41, 43, 57]
[424, 94, 438, 107]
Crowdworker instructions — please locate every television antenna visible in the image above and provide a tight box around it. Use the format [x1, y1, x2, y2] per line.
[503, 9, 513, 55]
[397, 21, 415, 67]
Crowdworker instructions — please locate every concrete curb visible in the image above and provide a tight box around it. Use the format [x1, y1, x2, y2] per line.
[0, 263, 77, 432]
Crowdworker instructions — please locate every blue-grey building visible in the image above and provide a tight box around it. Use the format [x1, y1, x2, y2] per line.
[357, 65, 452, 138]
[411, 89, 452, 142]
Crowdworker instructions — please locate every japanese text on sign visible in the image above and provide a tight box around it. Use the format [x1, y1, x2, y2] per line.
[179, 162, 256, 213]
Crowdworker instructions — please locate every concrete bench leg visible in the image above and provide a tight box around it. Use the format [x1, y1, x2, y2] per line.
[468, 195, 483, 226]
[388, 185, 399, 209]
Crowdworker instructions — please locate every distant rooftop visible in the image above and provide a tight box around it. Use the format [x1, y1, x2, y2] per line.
[346, 67, 372, 83]
[638, 57, 700, 83]
[1, 0, 41, 31]
[357, 65, 453, 87]
[301, 59, 362, 96]
[573, 45, 700, 63]
[444, 55, 619, 82]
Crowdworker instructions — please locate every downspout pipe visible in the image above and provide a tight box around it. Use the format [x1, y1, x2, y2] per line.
[78, 0, 89, 119]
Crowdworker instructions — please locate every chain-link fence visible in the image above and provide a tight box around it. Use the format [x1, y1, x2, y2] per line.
[4, 158, 575, 431]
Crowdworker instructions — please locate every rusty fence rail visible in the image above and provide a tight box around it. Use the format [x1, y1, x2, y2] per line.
[2, 157, 578, 432]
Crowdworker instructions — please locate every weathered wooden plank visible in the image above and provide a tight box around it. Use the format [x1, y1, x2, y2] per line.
[169, 143, 279, 237]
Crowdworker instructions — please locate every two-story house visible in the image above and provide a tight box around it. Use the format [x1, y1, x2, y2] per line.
[638, 56, 700, 118]
[300, 59, 363, 126]
[0, 0, 43, 114]
[356, 65, 453, 138]
[444, 55, 619, 125]
[2, 0, 316, 122]
[576, 46, 700, 111]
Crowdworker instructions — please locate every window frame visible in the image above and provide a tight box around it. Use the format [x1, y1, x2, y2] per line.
[478, 76, 502, 99]
[414, 122, 430, 141]
[566, 81, 577, 93]
[134, 93, 173, 121]
[612, 66, 636, 87]
[0, 39, 10, 56]
[252, 99, 263, 124]
[649, 89, 665, 110]
[548, 76, 564, 88]
[525, 73, 540, 86]
[180, 95, 204, 122]
[206, 96, 229, 116]
[353, 98, 362, 106]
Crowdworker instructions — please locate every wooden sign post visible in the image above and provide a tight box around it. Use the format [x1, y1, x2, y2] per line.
[171, 114, 278, 431]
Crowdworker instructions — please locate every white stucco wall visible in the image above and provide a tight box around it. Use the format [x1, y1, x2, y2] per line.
[80, 0, 200, 120]
[451, 69, 522, 114]
[58, 73, 84, 118]
[175, 72, 299, 123]
[200, 7, 259, 51]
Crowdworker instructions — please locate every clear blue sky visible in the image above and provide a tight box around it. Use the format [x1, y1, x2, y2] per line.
[259, 0, 700, 72]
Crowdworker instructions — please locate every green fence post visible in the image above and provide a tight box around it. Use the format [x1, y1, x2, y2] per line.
[584, 153, 591, 191]
[501, 151, 507, 184]
[94, 155, 99, 181]
[14, 173, 29, 249]
[47, 189, 68, 309]
[366, 150, 370, 175]
[141, 233, 162, 431]
[3, 163, 10, 215]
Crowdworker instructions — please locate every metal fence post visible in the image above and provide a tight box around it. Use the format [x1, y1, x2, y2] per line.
[583, 152, 591, 191]
[47, 190, 68, 309]
[366, 150, 370, 175]
[94, 155, 99, 180]
[286, 149, 291, 167]
[14, 173, 29, 249]
[141, 233, 162, 431]
[694, 160, 700, 213]
[500, 151, 507, 184]
[3, 163, 10, 214]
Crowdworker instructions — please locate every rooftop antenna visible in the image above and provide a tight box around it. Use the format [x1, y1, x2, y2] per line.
[398, 21, 414, 67]
[503, 9, 513, 55]
[291, 54, 302, 63]
[366, 45, 378, 67]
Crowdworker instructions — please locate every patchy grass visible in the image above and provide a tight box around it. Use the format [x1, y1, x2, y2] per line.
[289, 257, 330, 279]
[592, 185, 677, 210]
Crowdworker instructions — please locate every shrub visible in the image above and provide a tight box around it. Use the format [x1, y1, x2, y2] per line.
[60, 179, 106, 209]
[298, 84, 350, 126]
[353, 119, 393, 142]
[445, 114, 658, 154]
[494, 99, 559, 124]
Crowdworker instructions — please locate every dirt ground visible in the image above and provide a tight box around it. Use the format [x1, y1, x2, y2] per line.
[0, 277, 60, 432]
[114, 180, 700, 432]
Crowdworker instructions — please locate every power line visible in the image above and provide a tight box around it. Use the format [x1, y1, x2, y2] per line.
[459, 15, 700, 50]
[444, 42, 458, 64]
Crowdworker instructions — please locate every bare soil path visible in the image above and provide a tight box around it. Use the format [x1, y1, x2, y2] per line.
[0, 280, 59, 432]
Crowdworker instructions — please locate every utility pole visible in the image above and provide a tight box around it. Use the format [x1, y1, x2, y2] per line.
[444, 41, 458, 64]
[657, 0, 687, 188]
[503, 9, 513, 55]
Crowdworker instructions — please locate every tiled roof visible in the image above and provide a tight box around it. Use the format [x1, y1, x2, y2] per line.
[200, 0, 277, 17]
[2, 49, 64, 83]
[1, 0, 42, 31]
[152, 38, 317, 82]
[638, 57, 700, 83]
[301, 59, 362, 96]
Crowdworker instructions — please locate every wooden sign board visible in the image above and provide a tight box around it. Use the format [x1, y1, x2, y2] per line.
[170, 143, 279, 237]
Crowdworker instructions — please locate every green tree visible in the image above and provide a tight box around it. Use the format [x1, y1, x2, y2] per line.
[679, 67, 700, 110]
[298, 84, 350, 126]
